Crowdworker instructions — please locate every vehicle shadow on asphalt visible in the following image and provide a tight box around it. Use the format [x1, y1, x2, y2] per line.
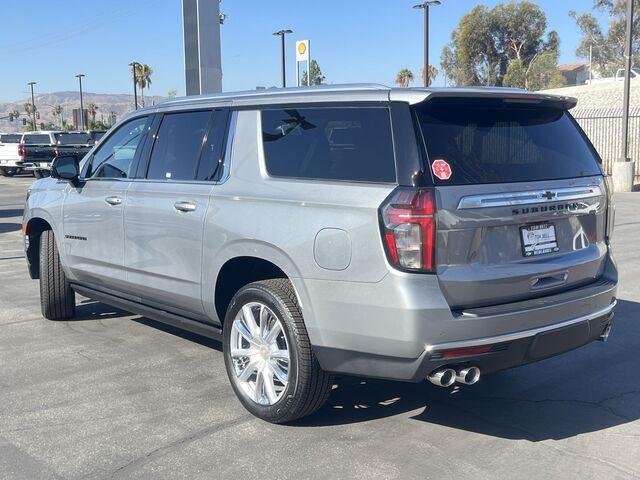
[297, 299, 640, 441]
[73, 298, 223, 352]
[0, 222, 22, 233]
[0, 208, 23, 219]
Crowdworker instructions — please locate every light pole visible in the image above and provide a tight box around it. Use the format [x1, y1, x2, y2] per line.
[413, 1, 441, 87]
[129, 62, 139, 110]
[273, 29, 293, 88]
[27, 82, 37, 131]
[75, 74, 85, 130]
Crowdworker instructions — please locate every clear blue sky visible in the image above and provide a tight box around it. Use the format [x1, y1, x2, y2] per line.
[0, 0, 608, 102]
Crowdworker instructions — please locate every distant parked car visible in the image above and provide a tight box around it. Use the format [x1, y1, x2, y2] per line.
[20, 131, 95, 178]
[88, 130, 107, 144]
[0, 133, 24, 176]
[586, 67, 640, 84]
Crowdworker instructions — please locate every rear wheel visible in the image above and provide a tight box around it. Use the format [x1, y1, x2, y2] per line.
[0, 167, 16, 177]
[223, 279, 332, 424]
[39, 230, 75, 320]
[33, 170, 43, 179]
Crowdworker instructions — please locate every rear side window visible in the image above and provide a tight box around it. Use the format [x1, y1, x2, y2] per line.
[23, 134, 51, 144]
[0, 134, 21, 143]
[261, 107, 396, 183]
[147, 111, 211, 181]
[414, 98, 602, 185]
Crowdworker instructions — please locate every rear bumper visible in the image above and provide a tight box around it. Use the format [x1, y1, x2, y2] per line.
[307, 255, 617, 381]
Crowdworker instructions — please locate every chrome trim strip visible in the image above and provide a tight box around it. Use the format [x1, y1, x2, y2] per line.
[457, 185, 603, 210]
[425, 300, 616, 352]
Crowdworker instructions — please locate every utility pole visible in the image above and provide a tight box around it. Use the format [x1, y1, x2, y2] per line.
[27, 82, 37, 132]
[129, 62, 139, 110]
[76, 74, 85, 130]
[614, 0, 636, 192]
[273, 29, 293, 88]
[413, 1, 441, 87]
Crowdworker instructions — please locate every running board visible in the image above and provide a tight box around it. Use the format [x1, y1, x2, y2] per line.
[71, 284, 223, 341]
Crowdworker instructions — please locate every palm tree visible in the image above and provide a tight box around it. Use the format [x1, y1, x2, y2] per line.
[24, 102, 33, 115]
[420, 65, 439, 87]
[87, 103, 98, 123]
[51, 105, 63, 129]
[395, 69, 414, 88]
[133, 63, 153, 107]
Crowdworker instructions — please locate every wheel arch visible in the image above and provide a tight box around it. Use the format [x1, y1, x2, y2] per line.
[211, 240, 311, 326]
[24, 216, 54, 279]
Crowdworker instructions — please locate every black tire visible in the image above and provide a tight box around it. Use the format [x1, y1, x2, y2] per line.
[223, 279, 332, 424]
[0, 167, 16, 177]
[39, 230, 75, 320]
[33, 170, 43, 179]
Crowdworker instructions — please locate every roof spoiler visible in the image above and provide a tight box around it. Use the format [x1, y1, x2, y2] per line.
[393, 88, 578, 110]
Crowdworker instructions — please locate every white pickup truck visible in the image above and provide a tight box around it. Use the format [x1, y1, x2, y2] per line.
[586, 68, 640, 84]
[0, 133, 24, 177]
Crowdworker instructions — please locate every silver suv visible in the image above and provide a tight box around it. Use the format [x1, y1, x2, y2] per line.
[23, 85, 617, 423]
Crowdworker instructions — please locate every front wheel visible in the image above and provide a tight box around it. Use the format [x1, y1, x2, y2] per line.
[39, 230, 76, 320]
[0, 167, 16, 177]
[223, 279, 332, 424]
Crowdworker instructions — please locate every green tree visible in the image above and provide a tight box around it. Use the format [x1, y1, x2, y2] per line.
[570, 0, 640, 77]
[51, 105, 63, 129]
[395, 68, 414, 87]
[167, 89, 178, 98]
[504, 52, 566, 90]
[419, 65, 438, 86]
[87, 103, 98, 124]
[301, 60, 326, 85]
[132, 63, 153, 106]
[441, 1, 560, 88]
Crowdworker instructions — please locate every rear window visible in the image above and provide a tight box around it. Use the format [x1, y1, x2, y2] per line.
[414, 98, 602, 185]
[23, 134, 51, 144]
[0, 134, 21, 143]
[55, 133, 92, 145]
[261, 107, 396, 183]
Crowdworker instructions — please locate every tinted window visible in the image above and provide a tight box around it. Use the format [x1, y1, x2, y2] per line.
[90, 131, 106, 142]
[261, 107, 396, 183]
[0, 134, 21, 143]
[23, 134, 51, 144]
[414, 98, 602, 185]
[196, 110, 229, 181]
[147, 111, 211, 181]
[89, 116, 148, 179]
[55, 133, 92, 145]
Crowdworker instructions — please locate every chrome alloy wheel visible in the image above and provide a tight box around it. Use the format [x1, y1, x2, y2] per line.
[229, 302, 290, 406]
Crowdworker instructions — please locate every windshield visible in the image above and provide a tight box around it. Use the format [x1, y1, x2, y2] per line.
[55, 133, 92, 145]
[413, 98, 602, 185]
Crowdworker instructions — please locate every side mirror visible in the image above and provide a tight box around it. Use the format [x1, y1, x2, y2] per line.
[51, 156, 80, 186]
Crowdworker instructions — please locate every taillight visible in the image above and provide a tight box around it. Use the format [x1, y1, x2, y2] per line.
[380, 187, 436, 272]
[18, 144, 26, 158]
[604, 176, 615, 243]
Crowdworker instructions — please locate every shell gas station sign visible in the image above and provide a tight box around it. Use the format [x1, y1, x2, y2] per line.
[295, 40, 310, 86]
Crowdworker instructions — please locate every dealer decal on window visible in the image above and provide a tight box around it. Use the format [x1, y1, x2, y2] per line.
[431, 159, 452, 180]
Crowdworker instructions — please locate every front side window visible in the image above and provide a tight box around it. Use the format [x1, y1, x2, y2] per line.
[88, 116, 148, 179]
[146, 111, 211, 181]
[261, 107, 396, 183]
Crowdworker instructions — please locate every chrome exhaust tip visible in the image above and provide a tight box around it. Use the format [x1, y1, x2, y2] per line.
[455, 366, 481, 385]
[599, 323, 612, 342]
[427, 368, 457, 388]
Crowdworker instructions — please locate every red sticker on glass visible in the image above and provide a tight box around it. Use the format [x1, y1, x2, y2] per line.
[432, 159, 452, 180]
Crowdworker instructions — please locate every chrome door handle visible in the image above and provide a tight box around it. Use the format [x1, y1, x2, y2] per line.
[104, 196, 122, 206]
[174, 201, 196, 212]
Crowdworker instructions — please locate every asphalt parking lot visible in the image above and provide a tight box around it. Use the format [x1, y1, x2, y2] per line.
[1, 174, 639, 480]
